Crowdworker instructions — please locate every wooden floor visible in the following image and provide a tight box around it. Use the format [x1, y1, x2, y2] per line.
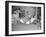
[12, 22, 41, 31]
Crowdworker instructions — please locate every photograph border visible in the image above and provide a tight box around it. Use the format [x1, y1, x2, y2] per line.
[5, 1, 45, 36]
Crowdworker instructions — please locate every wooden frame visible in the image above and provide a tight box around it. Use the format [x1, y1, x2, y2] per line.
[5, 1, 45, 36]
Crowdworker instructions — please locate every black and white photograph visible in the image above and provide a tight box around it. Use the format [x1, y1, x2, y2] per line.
[12, 6, 41, 31]
[5, 1, 45, 36]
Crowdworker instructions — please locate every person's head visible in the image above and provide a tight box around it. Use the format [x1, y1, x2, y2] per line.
[13, 11, 19, 18]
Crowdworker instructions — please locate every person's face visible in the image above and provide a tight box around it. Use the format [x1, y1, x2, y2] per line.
[13, 13, 19, 18]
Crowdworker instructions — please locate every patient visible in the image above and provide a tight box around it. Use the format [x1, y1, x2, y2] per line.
[12, 8, 37, 25]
